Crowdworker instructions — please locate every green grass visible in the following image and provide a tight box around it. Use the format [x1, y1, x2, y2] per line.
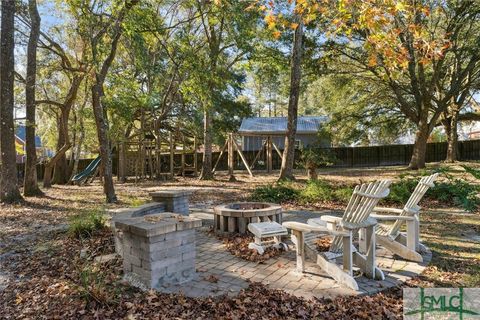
[429, 179, 480, 212]
[68, 209, 107, 238]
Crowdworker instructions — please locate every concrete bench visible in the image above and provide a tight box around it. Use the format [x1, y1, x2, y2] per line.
[247, 221, 288, 255]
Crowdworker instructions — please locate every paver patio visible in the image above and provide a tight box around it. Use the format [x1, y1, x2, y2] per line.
[155, 209, 431, 299]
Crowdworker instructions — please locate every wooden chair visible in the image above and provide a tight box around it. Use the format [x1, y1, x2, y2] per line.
[283, 180, 391, 291]
[371, 173, 438, 262]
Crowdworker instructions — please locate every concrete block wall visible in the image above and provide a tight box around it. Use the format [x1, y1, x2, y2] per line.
[114, 212, 202, 290]
[122, 229, 197, 288]
[150, 191, 192, 216]
[109, 202, 166, 257]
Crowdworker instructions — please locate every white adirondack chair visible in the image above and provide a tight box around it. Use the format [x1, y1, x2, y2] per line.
[283, 180, 391, 291]
[371, 173, 438, 262]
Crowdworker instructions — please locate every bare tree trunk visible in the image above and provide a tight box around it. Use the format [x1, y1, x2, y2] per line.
[408, 112, 429, 170]
[23, 0, 43, 196]
[199, 107, 213, 180]
[307, 167, 317, 180]
[92, 84, 116, 202]
[279, 18, 303, 181]
[86, 0, 139, 202]
[52, 106, 70, 184]
[70, 97, 86, 180]
[0, 0, 23, 203]
[37, 75, 84, 185]
[445, 109, 459, 163]
[68, 107, 77, 173]
[43, 143, 70, 188]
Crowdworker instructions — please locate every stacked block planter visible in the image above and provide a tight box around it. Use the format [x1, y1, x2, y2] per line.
[114, 212, 202, 289]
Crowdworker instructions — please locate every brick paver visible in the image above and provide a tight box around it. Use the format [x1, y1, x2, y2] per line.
[154, 209, 432, 299]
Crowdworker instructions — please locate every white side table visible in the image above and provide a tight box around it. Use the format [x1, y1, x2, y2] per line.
[247, 222, 288, 255]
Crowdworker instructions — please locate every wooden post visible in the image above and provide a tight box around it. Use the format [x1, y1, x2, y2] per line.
[118, 141, 126, 183]
[343, 233, 353, 275]
[134, 142, 139, 183]
[148, 141, 154, 180]
[140, 108, 146, 179]
[358, 228, 366, 254]
[231, 137, 253, 177]
[406, 218, 417, 252]
[169, 132, 174, 179]
[212, 139, 228, 174]
[181, 134, 186, 177]
[228, 133, 236, 181]
[193, 136, 198, 176]
[267, 136, 273, 173]
[238, 218, 247, 234]
[228, 217, 236, 233]
[155, 134, 161, 179]
[139, 137, 144, 179]
[364, 226, 375, 279]
[414, 214, 420, 251]
[250, 139, 266, 169]
[214, 214, 219, 232]
[271, 140, 283, 159]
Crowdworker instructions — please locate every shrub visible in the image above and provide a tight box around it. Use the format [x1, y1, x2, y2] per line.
[253, 171, 480, 212]
[332, 187, 354, 203]
[251, 183, 299, 203]
[299, 180, 354, 204]
[428, 179, 480, 212]
[69, 209, 107, 238]
[298, 148, 336, 180]
[386, 178, 419, 204]
[252, 179, 354, 205]
[462, 165, 480, 180]
[299, 179, 333, 203]
[385, 173, 480, 212]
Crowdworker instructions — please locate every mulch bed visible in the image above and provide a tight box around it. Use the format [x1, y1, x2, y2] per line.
[0, 227, 410, 319]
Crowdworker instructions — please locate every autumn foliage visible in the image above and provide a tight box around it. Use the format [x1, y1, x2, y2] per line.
[255, 0, 449, 70]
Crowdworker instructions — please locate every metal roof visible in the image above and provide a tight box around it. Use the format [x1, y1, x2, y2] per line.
[239, 116, 327, 135]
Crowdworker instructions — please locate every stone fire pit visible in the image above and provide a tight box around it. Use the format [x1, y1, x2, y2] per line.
[213, 202, 282, 234]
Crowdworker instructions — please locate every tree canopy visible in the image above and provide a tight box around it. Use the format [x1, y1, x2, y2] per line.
[1, 0, 479, 201]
